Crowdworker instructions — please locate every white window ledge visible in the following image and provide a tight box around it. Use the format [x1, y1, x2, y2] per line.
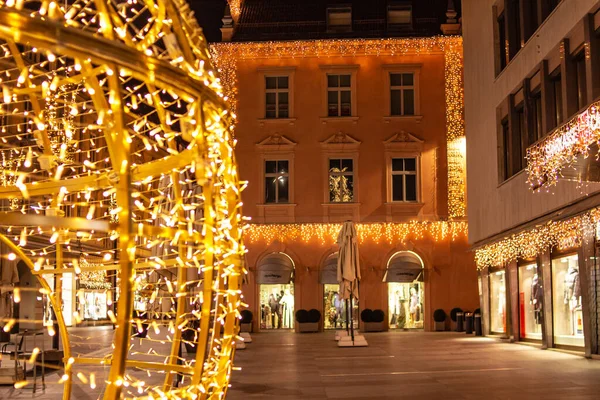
[385, 202, 425, 221]
[384, 115, 423, 123]
[258, 118, 296, 126]
[320, 116, 359, 124]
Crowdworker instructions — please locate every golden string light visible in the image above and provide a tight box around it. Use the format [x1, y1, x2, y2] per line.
[245, 221, 468, 245]
[526, 100, 600, 189]
[0, 1, 244, 399]
[474, 209, 599, 269]
[210, 36, 467, 219]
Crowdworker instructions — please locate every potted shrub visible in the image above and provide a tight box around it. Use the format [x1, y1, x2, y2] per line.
[296, 309, 319, 333]
[433, 309, 447, 331]
[240, 310, 253, 332]
[362, 309, 385, 332]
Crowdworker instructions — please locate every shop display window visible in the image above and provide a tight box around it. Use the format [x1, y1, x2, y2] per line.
[259, 284, 294, 330]
[518, 264, 542, 340]
[323, 284, 358, 330]
[552, 254, 584, 347]
[388, 282, 423, 329]
[489, 270, 506, 333]
[82, 291, 108, 320]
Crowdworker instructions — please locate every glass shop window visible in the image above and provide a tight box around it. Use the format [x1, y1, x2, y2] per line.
[489, 270, 507, 334]
[552, 254, 584, 347]
[518, 264, 543, 341]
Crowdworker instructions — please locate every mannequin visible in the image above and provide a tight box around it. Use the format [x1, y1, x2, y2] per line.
[409, 287, 419, 327]
[281, 289, 294, 328]
[268, 294, 278, 328]
[531, 273, 543, 325]
[563, 265, 580, 308]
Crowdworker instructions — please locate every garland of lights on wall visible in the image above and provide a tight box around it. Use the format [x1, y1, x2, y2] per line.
[210, 36, 467, 219]
[474, 209, 600, 269]
[526, 100, 600, 189]
[245, 221, 468, 245]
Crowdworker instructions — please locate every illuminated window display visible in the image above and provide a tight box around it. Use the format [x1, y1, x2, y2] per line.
[82, 291, 108, 321]
[489, 270, 506, 334]
[259, 284, 294, 330]
[518, 264, 542, 340]
[388, 282, 423, 329]
[323, 284, 359, 330]
[552, 255, 584, 347]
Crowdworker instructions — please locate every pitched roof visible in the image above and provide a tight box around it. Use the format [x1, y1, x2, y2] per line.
[232, 0, 461, 42]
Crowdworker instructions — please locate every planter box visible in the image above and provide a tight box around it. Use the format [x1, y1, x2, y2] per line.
[298, 322, 319, 333]
[240, 323, 252, 333]
[434, 321, 446, 331]
[362, 321, 385, 332]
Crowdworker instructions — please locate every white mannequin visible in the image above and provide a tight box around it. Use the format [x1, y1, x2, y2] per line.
[281, 289, 294, 328]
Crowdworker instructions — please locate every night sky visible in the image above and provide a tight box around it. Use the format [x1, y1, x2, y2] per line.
[189, 0, 227, 43]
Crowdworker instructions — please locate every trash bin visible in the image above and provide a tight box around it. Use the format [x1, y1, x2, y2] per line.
[456, 312, 464, 332]
[474, 313, 482, 336]
[465, 313, 473, 334]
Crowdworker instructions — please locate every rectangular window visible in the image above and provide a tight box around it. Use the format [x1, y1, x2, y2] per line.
[523, 0, 539, 42]
[327, 74, 352, 117]
[507, 0, 522, 60]
[328, 158, 354, 202]
[264, 160, 289, 203]
[498, 12, 507, 70]
[550, 72, 563, 129]
[501, 118, 510, 181]
[530, 90, 542, 143]
[327, 7, 352, 31]
[265, 76, 289, 119]
[574, 52, 587, 111]
[387, 4, 412, 25]
[513, 105, 525, 174]
[390, 73, 415, 116]
[552, 254, 584, 347]
[391, 158, 417, 202]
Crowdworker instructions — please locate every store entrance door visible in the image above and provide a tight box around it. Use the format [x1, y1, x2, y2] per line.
[259, 284, 294, 330]
[256, 252, 295, 331]
[384, 251, 424, 330]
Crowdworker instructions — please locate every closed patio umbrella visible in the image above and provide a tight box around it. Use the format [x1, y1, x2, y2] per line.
[336, 221, 360, 343]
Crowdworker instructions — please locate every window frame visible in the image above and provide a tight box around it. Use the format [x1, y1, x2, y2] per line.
[258, 67, 296, 121]
[264, 76, 290, 119]
[320, 65, 358, 118]
[389, 156, 420, 203]
[387, 3, 413, 27]
[326, 74, 353, 117]
[327, 6, 352, 32]
[264, 159, 290, 204]
[327, 157, 356, 203]
[383, 65, 421, 118]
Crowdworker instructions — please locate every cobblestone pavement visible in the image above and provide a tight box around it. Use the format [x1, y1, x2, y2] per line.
[1, 330, 600, 399]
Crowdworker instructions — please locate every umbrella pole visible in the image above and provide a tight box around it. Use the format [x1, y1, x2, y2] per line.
[350, 292, 355, 344]
[345, 298, 349, 335]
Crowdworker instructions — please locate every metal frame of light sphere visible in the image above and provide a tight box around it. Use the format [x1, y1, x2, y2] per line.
[0, 0, 244, 399]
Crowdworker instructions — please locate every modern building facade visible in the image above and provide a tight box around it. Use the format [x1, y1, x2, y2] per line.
[212, 0, 478, 332]
[464, 0, 600, 356]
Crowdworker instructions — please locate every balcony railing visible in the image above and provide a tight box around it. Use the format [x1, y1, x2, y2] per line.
[526, 100, 600, 190]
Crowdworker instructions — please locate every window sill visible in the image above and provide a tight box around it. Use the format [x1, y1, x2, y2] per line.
[257, 203, 297, 207]
[256, 203, 296, 223]
[258, 118, 296, 126]
[384, 115, 423, 123]
[385, 202, 425, 221]
[320, 116, 359, 124]
[321, 202, 361, 206]
[321, 202, 360, 223]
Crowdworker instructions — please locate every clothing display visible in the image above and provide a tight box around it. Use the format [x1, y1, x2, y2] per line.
[388, 282, 422, 329]
[260, 284, 294, 330]
[563, 266, 580, 305]
[531, 273, 543, 325]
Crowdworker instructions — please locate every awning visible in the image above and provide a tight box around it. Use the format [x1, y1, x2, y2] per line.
[256, 253, 294, 284]
[383, 254, 423, 283]
[320, 254, 338, 284]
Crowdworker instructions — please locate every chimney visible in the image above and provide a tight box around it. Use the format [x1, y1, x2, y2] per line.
[221, 4, 234, 42]
[441, 0, 461, 35]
